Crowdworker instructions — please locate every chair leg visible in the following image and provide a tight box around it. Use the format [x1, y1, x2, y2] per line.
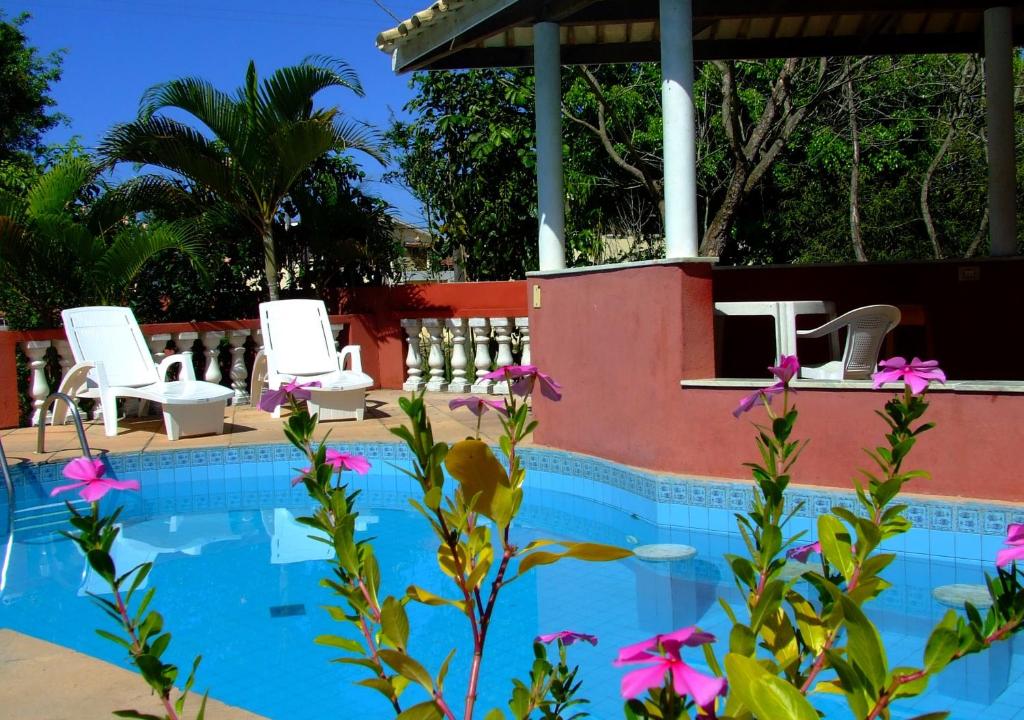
[101, 392, 120, 437]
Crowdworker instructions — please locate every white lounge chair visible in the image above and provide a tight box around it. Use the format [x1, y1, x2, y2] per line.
[252, 299, 373, 420]
[797, 304, 901, 380]
[58, 306, 234, 440]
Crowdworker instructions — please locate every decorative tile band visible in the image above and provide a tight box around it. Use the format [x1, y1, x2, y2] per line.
[5, 442, 1023, 538]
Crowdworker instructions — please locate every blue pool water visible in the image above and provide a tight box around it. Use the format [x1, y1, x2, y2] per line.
[2, 443, 1023, 719]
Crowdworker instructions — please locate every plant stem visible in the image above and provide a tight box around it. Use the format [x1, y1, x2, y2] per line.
[111, 580, 180, 720]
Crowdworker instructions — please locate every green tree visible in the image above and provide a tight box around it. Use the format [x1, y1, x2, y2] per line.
[0, 156, 206, 328]
[100, 56, 382, 301]
[0, 11, 65, 193]
[386, 69, 539, 280]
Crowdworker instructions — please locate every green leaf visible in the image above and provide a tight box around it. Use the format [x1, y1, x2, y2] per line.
[379, 650, 434, 692]
[840, 596, 887, 691]
[562, 542, 633, 562]
[406, 584, 466, 611]
[87, 549, 116, 583]
[724, 653, 818, 720]
[396, 701, 443, 720]
[314, 634, 365, 653]
[381, 596, 410, 650]
[437, 648, 456, 690]
[817, 515, 855, 579]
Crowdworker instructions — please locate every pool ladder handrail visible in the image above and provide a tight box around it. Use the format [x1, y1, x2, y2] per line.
[36, 391, 93, 458]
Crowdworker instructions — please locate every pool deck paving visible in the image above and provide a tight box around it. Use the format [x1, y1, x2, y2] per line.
[0, 389, 517, 465]
[0, 389, 513, 719]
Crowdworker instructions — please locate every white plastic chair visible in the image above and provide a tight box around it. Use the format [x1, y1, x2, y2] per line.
[797, 304, 901, 380]
[252, 299, 373, 420]
[58, 306, 234, 439]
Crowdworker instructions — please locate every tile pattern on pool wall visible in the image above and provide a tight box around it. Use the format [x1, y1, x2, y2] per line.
[5, 442, 1022, 560]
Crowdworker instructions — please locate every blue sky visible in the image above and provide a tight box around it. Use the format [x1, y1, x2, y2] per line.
[9, 0, 430, 223]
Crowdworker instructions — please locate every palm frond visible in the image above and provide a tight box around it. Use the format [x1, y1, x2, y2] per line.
[92, 220, 211, 303]
[25, 157, 96, 218]
[89, 174, 199, 234]
[260, 57, 365, 124]
[329, 118, 386, 165]
[139, 77, 246, 148]
[100, 117, 241, 201]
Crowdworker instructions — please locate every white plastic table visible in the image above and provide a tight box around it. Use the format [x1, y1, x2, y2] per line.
[307, 376, 374, 422]
[714, 300, 837, 363]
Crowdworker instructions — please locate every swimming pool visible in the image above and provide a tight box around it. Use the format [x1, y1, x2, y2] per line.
[2, 443, 1023, 719]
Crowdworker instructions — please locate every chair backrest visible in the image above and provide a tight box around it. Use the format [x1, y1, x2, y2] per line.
[838, 305, 901, 378]
[61, 306, 159, 387]
[259, 299, 338, 376]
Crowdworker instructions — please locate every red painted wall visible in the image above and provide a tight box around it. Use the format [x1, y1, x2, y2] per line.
[531, 261, 1024, 503]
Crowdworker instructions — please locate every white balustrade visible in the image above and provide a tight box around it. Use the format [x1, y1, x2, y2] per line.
[148, 333, 172, 372]
[490, 317, 514, 395]
[227, 330, 251, 405]
[470, 318, 494, 394]
[422, 319, 448, 392]
[201, 331, 225, 385]
[401, 319, 426, 391]
[22, 340, 51, 426]
[175, 331, 199, 378]
[447, 318, 471, 392]
[330, 323, 345, 350]
[516, 316, 531, 366]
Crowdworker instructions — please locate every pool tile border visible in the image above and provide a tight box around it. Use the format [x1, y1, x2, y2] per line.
[5, 442, 1022, 549]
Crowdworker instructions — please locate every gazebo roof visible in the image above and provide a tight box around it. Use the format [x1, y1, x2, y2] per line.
[377, 0, 1024, 73]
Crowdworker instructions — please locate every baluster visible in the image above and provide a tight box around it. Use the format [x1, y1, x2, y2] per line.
[201, 331, 225, 385]
[469, 318, 494, 394]
[175, 331, 199, 379]
[401, 319, 426, 391]
[228, 330, 251, 405]
[447, 318, 471, 392]
[490, 317, 514, 395]
[330, 323, 345, 350]
[148, 333, 172, 374]
[516, 317, 531, 366]
[23, 340, 51, 426]
[422, 319, 448, 392]
[254, 328, 265, 354]
[52, 339, 80, 422]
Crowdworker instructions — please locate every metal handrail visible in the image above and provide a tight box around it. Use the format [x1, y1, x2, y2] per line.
[1, 435, 14, 592]
[36, 392, 92, 458]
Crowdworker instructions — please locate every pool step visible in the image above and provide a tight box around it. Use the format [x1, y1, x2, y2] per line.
[11, 499, 88, 536]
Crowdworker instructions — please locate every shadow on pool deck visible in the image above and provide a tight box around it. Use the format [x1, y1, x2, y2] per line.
[0, 390, 519, 465]
[0, 629, 266, 719]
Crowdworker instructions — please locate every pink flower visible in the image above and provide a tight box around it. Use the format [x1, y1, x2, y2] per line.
[769, 355, 800, 385]
[786, 540, 821, 563]
[258, 377, 322, 412]
[292, 449, 371, 486]
[536, 631, 598, 647]
[50, 457, 140, 502]
[613, 627, 726, 708]
[449, 396, 509, 417]
[996, 523, 1024, 567]
[482, 364, 562, 401]
[871, 357, 946, 396]
[732, 383, 785, 418]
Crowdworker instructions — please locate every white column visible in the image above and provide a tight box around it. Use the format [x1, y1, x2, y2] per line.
[23, 341, 51, 426]
[201, 331, 225, 385]
[490, 317, 514, 395]
[330, 323, 345, 349]
[470, 318, 495, 394]
[148, 333, 172, 376]
[422, 319, 448, 392]
[515, 316, 531, 366]
[401, 319, 426, 391]
[660, 0, 699, 258]
[534, 21, 566, 271]
[447, 318, 471, 392]
[175, 331, 199, 379]
[227, 330, 251, 405]
[985, 6, 1017, 256]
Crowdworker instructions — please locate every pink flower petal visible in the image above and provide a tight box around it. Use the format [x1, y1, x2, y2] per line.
[80, 480, 114, 502]
[671, 661, 727, 709]
[1006, 523, 1024, 545]
[104, 479, 141, 492]
[620, 662, 671, 699]
[50, 480, 87, 497]
[614, 636, 659, 665]
[996, 545, 1024, 568]
[769, 355, 800, 384]
[62, 457, 105, 482]
[660, 626, 716, 648]
[258, 388, 289, 413]
[536, 631, 598, 647]
[786, 540, 821, 562]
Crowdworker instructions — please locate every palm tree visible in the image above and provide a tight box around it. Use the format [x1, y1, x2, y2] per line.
[99, 56, 382, 301]
[0, 155, 206, 326]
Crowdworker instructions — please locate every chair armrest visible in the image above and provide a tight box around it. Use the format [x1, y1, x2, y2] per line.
[338, 345, 363, 373]
[795, 315, 849, 340]
[158, 353, 197, 381]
